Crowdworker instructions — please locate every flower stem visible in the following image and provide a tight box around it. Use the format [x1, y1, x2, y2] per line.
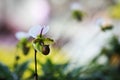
[34, 50, 38, 80]
[14, 48, 19, 68]
[40, 27, 44, 37]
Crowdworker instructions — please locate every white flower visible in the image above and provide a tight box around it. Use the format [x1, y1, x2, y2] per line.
[15, 25, 49, 40]
[96, 18, 112, 27]
[70, 2, 83, 10]
[28, 25, 49, 38]
[15, 32, 29, 40]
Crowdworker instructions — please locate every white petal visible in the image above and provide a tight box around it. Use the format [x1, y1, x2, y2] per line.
[96, 18, 112, 27]
[42, 25, 49, 35]
[70, 2, 83, 10]
[28, 25, 49, 38]
[15, 32, 29, 40]
[96, 18, 105, 26]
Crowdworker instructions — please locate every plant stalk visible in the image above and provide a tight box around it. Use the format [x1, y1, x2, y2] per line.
[34, 50, 38, 80]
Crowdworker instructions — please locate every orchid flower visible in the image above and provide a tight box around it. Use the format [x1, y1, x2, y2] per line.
[15, 32, 30, 55]
[29, 25, 53, 44]
[96, 18, 113, 31]
[28, 25, 54, 55]
[28, 25, 54, 80]
[70, 2, 85, 21]
[15, 31, 30, 55]
[15, 25, 54, 55]
[15, 25, 54, 80]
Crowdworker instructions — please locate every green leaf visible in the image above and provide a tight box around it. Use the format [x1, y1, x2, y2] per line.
[17, 38, 28, 48]
[43, 38, 54, 45]
[101, 25, 113, 31]
[33, 41, 43, 52]
[38, 59, 71, 80]
[0, 63, 17, 80]
[14, 61, 30, 79]
[22, 46, 30, 55]
[17, 38, 30, 55]
[72, 10, 84, 21]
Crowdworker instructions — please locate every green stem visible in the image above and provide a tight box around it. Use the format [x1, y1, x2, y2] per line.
[14, 47, 19, 68]
[34, 50, 38, 80]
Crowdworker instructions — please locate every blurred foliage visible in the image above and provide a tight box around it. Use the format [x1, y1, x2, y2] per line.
[1, 35, 120, 80]
[88, 35, 120, 80]
[0, 61, 31, 80]
[109, 3, 120, 19]
[14, 61, 30, 80]
[100, 25, 113, 32]
[0, 63, 16, 80]
[0, 48, 69, 80]
[38, 59, 82, 80]
[72, 10, 84, 21]
[17, 38, 30, 55]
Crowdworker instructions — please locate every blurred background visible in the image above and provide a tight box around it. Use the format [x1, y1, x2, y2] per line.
[0, 0, 120, 80]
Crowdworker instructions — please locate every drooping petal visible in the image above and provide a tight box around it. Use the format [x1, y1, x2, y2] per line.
[28, 25, 49, 38]
[15, 32, 29, 40]
[28, 25, 42, 38]
[42, 25, 49, 35]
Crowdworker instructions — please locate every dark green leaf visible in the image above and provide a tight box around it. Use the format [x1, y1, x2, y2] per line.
[43, 38, 54, 45]
[33, 42, 43, 52]
[22, 46, 30, 55]
[72, 10, 84, 21]
[0, 63, 17, 80]
[14, 61, 30, 78]
[101, 25, 113, 31]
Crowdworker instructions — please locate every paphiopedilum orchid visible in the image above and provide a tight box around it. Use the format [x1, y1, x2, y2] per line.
[15, 25, 54, 55]
[15, 25, 54, 80]
[29, 25, 54, 55]
[96, 18, 113, 31]
[70, 2, 85, 21]
[28, 25, 54, 80]
[15, 31, 30, 55]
